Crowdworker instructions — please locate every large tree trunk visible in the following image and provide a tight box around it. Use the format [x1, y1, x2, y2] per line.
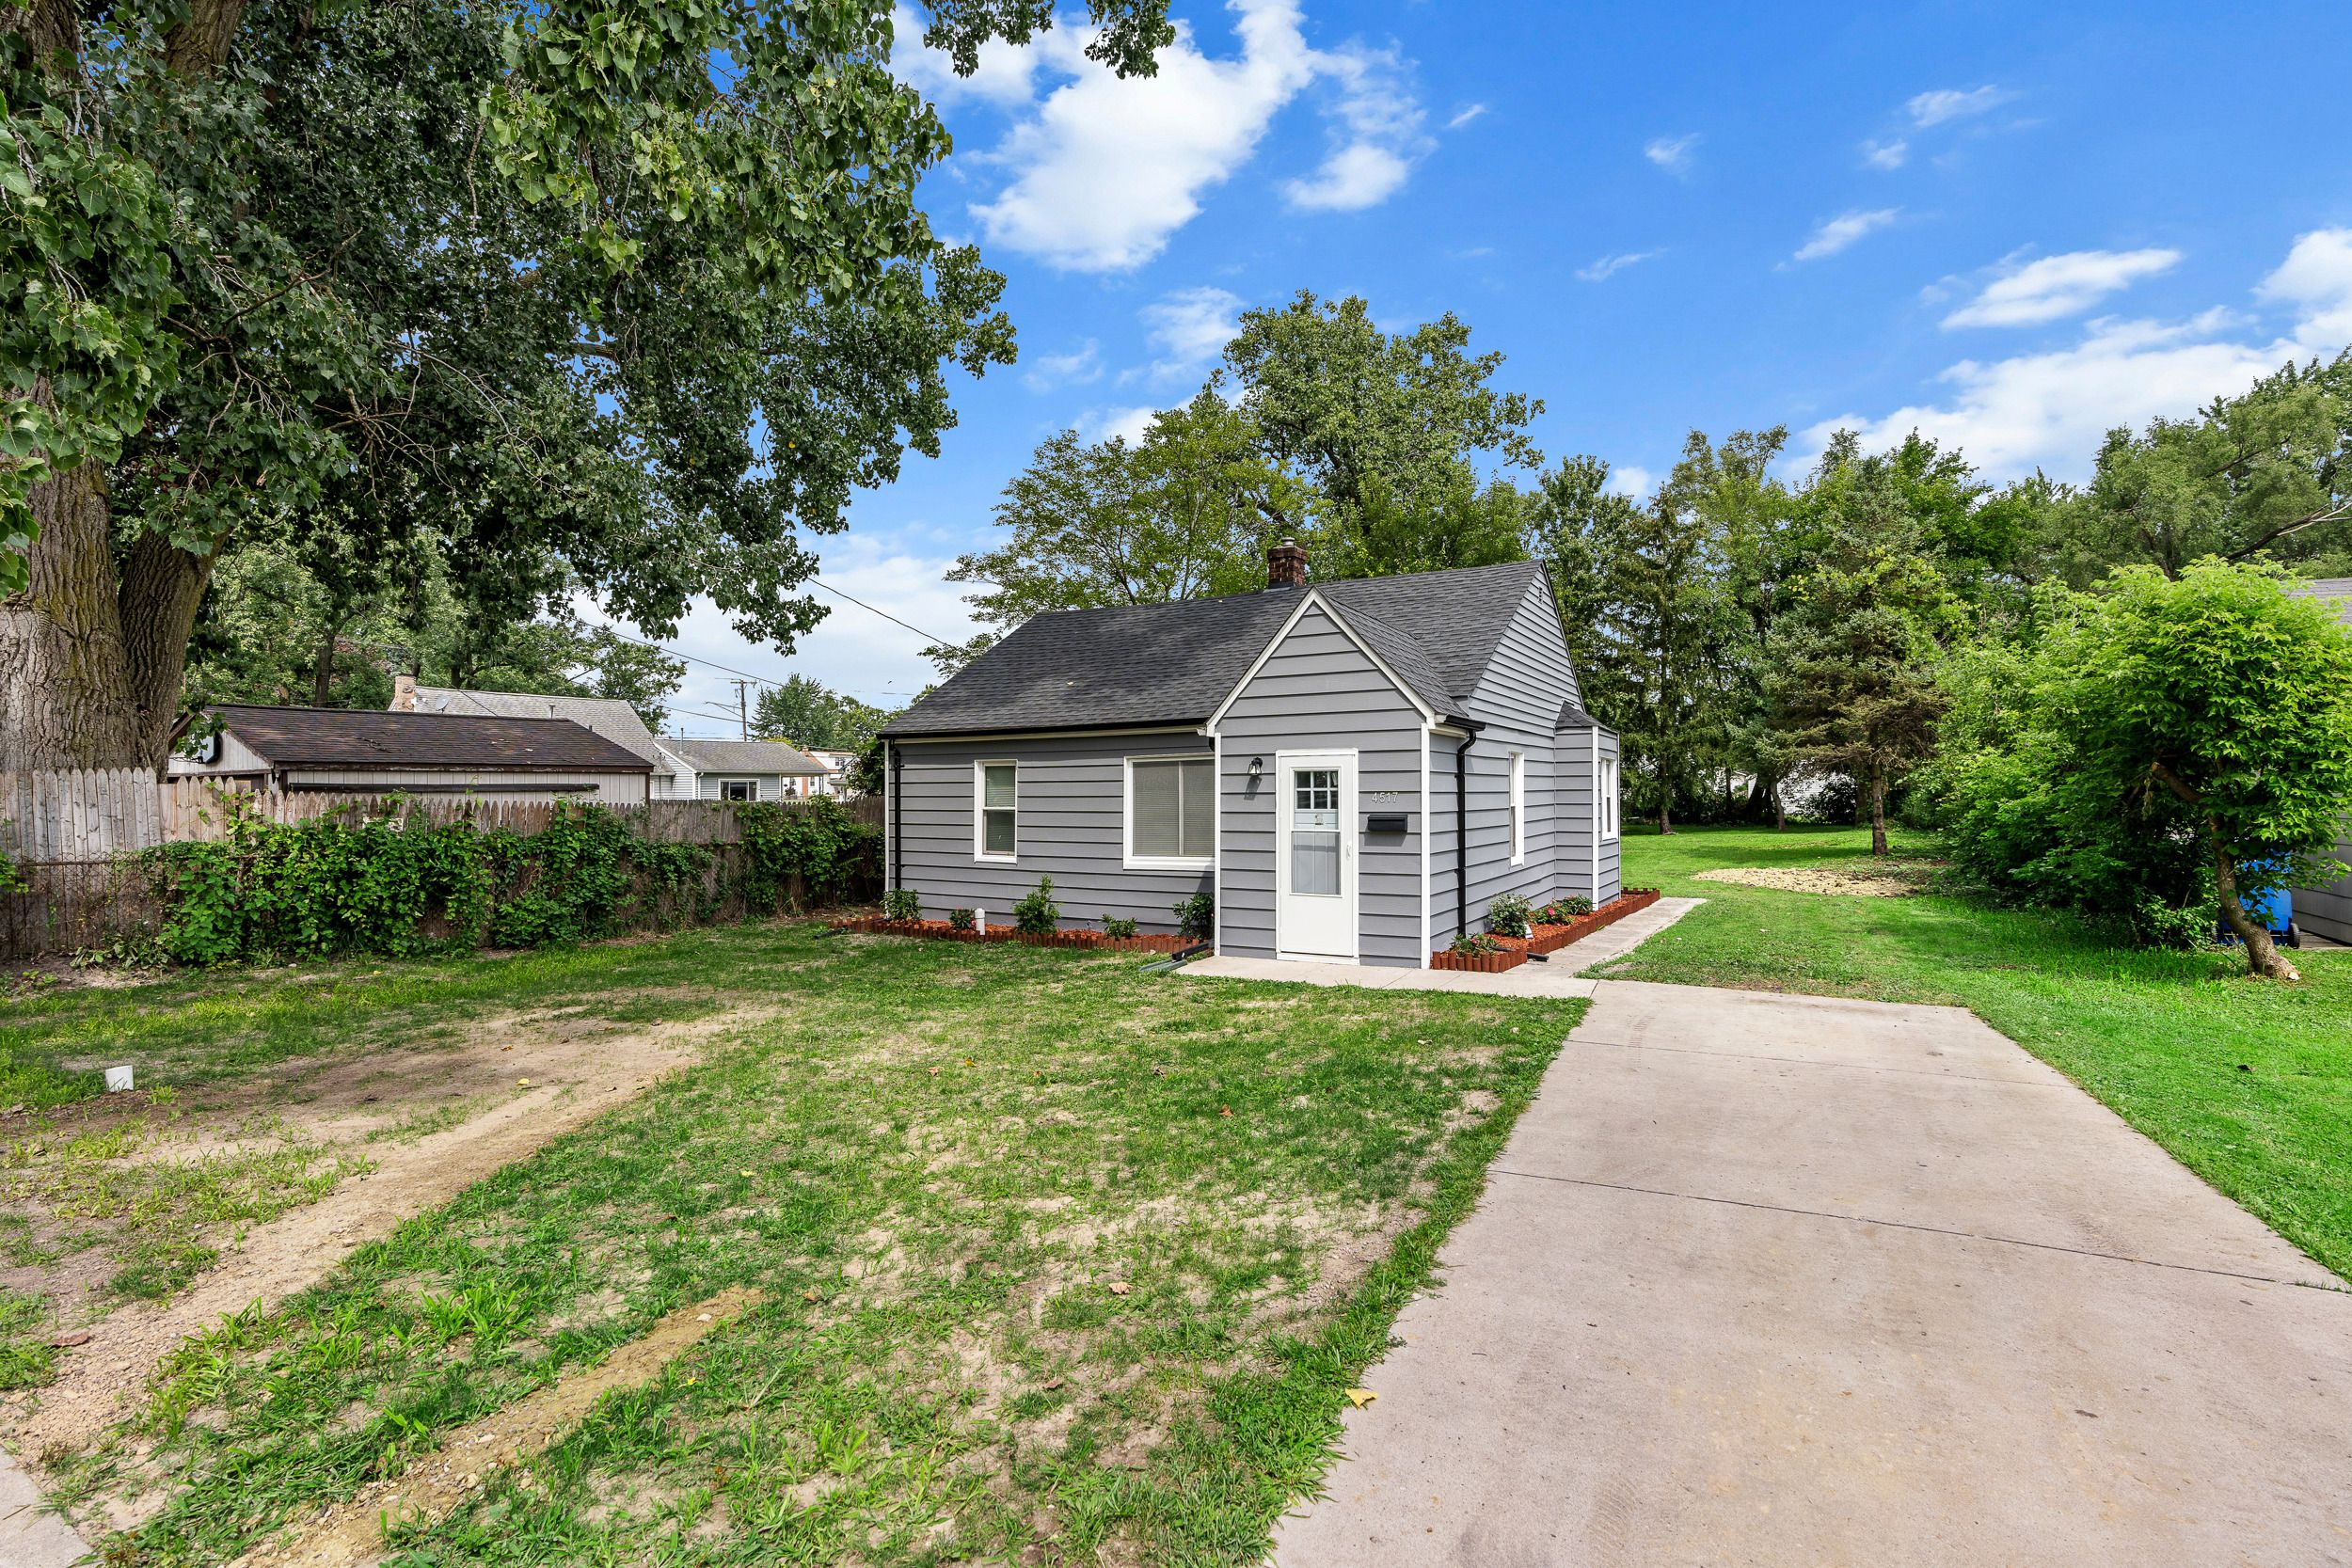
[1868, 767, 1889, 857]
[2214, 840, 2299, 982]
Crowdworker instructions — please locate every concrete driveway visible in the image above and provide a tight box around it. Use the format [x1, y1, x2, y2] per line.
[1275, 980, 2352, 1566]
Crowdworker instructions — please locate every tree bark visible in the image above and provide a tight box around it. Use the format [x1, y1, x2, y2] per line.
[163, 0, 250, 78]
[1868, 767, 1889, 857]
[0, 453, 148, 769]
[2213, 839, 2299, 982]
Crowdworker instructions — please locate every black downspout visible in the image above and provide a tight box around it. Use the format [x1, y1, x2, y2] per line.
[888, 742, 903, 891]
[1453, 726, 1477, 940]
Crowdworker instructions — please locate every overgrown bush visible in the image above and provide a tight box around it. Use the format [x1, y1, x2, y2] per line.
[1012, 877, 1059, 935]
[738, 797, 881, 911]
[1486, 892, 1532, 938]
[882, 888, 922, 922]
[1101, 915, 1138, 939]
[1172, 891, 1213, 942]
[948, 907, 976, 932]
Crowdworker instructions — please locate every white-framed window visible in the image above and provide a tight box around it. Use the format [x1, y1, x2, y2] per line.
[1508, 751, 1526, 865]
[975, 760, 1018, 862]
[721, 779, 757, 802]
[1125, 754, 1215, 869]
[1598, 754, 1619, 841]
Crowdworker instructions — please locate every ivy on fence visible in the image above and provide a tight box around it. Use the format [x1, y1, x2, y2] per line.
[137, 796, 879, 965]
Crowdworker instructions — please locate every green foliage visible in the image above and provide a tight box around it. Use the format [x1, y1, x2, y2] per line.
[754, 675, 895, 752]
[1011, 877, 1059, 935]
[142, 800, 739, 964]
[1448, 931, 1503, 956]
[1538, 896, 1592, 923]
[736, 798, 882, 913]
[1172, 891, 1214, 942]
[882, 887, 922, 922]
[1933, 562, 2352, 958]
[850, 737, 887, 797]
[0, 831, 22, 895]
[947, 906, 976, 932]
[1101, 915, 1139, 939]
[1485, 892, 1533, 938]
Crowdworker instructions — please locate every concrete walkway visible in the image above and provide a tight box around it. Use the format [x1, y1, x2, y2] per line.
[1275, 980, 2352, 1566]
[1181, 897, 1703, 998]
[1, 1445, 88, 1567]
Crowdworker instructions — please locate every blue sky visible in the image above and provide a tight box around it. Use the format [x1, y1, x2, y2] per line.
[641, 0, 2352, 736]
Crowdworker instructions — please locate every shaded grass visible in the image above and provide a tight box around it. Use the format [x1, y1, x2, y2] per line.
[32, 924, 1577, 1566]
[1599, 825, 2352, 1281]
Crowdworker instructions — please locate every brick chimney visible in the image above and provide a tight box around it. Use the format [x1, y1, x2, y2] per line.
[1266, 537, 1310, 589]
[391, 673, 417, 711]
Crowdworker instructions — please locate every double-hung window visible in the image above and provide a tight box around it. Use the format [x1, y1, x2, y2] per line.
[1127, 756, 1215, 868]
[722, 780, 756, 802]
[1508, 751, 1526, 864]
[1597, 755, 1620, 841]
[977, 761, 1018, 861]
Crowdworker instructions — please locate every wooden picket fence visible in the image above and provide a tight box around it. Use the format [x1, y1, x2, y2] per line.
[0, 770, 882, 960]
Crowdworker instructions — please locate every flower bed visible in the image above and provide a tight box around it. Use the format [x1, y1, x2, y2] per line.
[829, 915, 1194, 953]
[1429, 888, 1661, 969]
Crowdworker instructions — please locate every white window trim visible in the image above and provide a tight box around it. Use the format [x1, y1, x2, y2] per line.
[974, 758, 1018, 863]
[719, 778, 759, 802]
[1508, 750, 1526, 865]
[1599, 753, 1620, 842]
[1123, 753, 1216, 871]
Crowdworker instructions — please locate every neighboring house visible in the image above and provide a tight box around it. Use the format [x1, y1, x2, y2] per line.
[801, 747, 864, 796]
[877, 545, 1621, 966]
[2289, 577, 2352, 944]
[647, 738, 831, 801]
[392, 676, 663, 763]
[171, 705, 654, 803]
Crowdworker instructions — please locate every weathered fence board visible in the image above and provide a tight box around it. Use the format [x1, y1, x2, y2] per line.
[0, 770, 882, 960]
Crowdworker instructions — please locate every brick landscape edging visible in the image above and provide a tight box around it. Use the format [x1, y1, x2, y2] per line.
[828, 915, 1193, 954]
[1430, 887, 1661, 969]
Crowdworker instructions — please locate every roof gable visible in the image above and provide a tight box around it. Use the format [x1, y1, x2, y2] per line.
[411, 686, 660, 760]
[663, 739, 828, 775]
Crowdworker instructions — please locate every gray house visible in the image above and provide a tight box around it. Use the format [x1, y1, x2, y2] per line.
[2291, 577, 2352, 944]
[879, 546, 1621, 967]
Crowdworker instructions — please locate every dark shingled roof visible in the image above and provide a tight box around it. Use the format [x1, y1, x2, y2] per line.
[1555, 702, 1602, 731]
[212, 705, 653, 771]
[882, 560, 1551, 738]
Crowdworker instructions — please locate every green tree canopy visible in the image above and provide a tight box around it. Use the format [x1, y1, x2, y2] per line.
[754, 673, 891, 751]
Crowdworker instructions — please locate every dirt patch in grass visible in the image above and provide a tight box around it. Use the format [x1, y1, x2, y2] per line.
[232, 1289, 765, 1568]
[10, 1006, 763, 1466]
[1693, 863, 1938, 897]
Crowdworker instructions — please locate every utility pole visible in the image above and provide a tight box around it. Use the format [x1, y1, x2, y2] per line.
[729, 678, 753, 740]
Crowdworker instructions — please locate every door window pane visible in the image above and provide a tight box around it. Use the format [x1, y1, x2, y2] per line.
[1291, 768, 1341, 895]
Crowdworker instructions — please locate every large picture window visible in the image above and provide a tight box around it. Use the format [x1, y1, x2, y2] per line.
[977, 761, 1017, 861]
[1127, 756, 1215, 866]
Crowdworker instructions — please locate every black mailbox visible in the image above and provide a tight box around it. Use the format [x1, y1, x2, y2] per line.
[1365, 813, 1408, 835]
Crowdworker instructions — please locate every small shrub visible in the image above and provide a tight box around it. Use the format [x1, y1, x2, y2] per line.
[1486, 892, 1533, 938]
[1171, 891, 1214, 942]
[1102, 915, 1139, 939]
[1538, 895, 1593, 924]
[1012, 877, 1059, 935]
[948, 907, 976, 932]
[1449, 931, 1502, 956]
[882, 887, 922, 922]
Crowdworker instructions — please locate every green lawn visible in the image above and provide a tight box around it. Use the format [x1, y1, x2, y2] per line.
[1603, 825, 2352, 1282]
[8, 924, 1581, 1566]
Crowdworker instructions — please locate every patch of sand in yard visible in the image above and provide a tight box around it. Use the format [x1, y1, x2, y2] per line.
[1693, 864, 1932, 897]
[11, 1006, 770, 1467]
[226, 1289, 766, 1568]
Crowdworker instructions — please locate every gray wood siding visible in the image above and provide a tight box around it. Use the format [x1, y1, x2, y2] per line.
[2299, 838, 2352, 944]
[1428, 730, 1467, 947]
[1552, 729, 1623, 905]
[1455, 578, 1581, 927]
[888, 731, 1211, 931]
[1218, 602, 1426, 967]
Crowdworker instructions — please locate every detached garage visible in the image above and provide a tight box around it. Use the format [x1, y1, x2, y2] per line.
[170, 705, 654, 804]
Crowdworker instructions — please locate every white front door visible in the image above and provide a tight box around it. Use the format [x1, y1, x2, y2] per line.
[1276, 751, 1356, 959]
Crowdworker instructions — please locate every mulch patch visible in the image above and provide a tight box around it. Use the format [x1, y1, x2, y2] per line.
[1429, 888, 1661, 971]
[828, 916, 1194, 954]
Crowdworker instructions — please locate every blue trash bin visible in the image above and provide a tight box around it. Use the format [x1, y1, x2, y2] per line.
[2230, 861, 2299, 948]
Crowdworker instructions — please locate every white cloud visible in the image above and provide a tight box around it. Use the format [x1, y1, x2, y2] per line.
[1608, 465, 1654, 499]
[1577, 250, 1661, 283]
[1081, 404, 1163, 445]
[1804, 229, 2352, 482]
[1792, 208, 1901, 262]
[1644, 133, 1698, 174]
[1282, 40, 1429, 213]
[889, 6, 1040, 106]
[959, 1, 1428, 271]
[1447, 103, 1487, 130]
[1862, 137, 1908, 169]
[1941, 247, 2182, 328]
[1023, 339, 1104, 390]
[1141, 286, 1244, 375]
[1906, 85, 2011, 127]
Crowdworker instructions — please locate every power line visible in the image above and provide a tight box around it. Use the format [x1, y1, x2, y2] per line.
[585, 575, 958, 695]
[803, 577, 957, 649]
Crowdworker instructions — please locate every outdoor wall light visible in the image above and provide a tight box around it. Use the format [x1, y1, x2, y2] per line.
[1248, 756, 1263, 779]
